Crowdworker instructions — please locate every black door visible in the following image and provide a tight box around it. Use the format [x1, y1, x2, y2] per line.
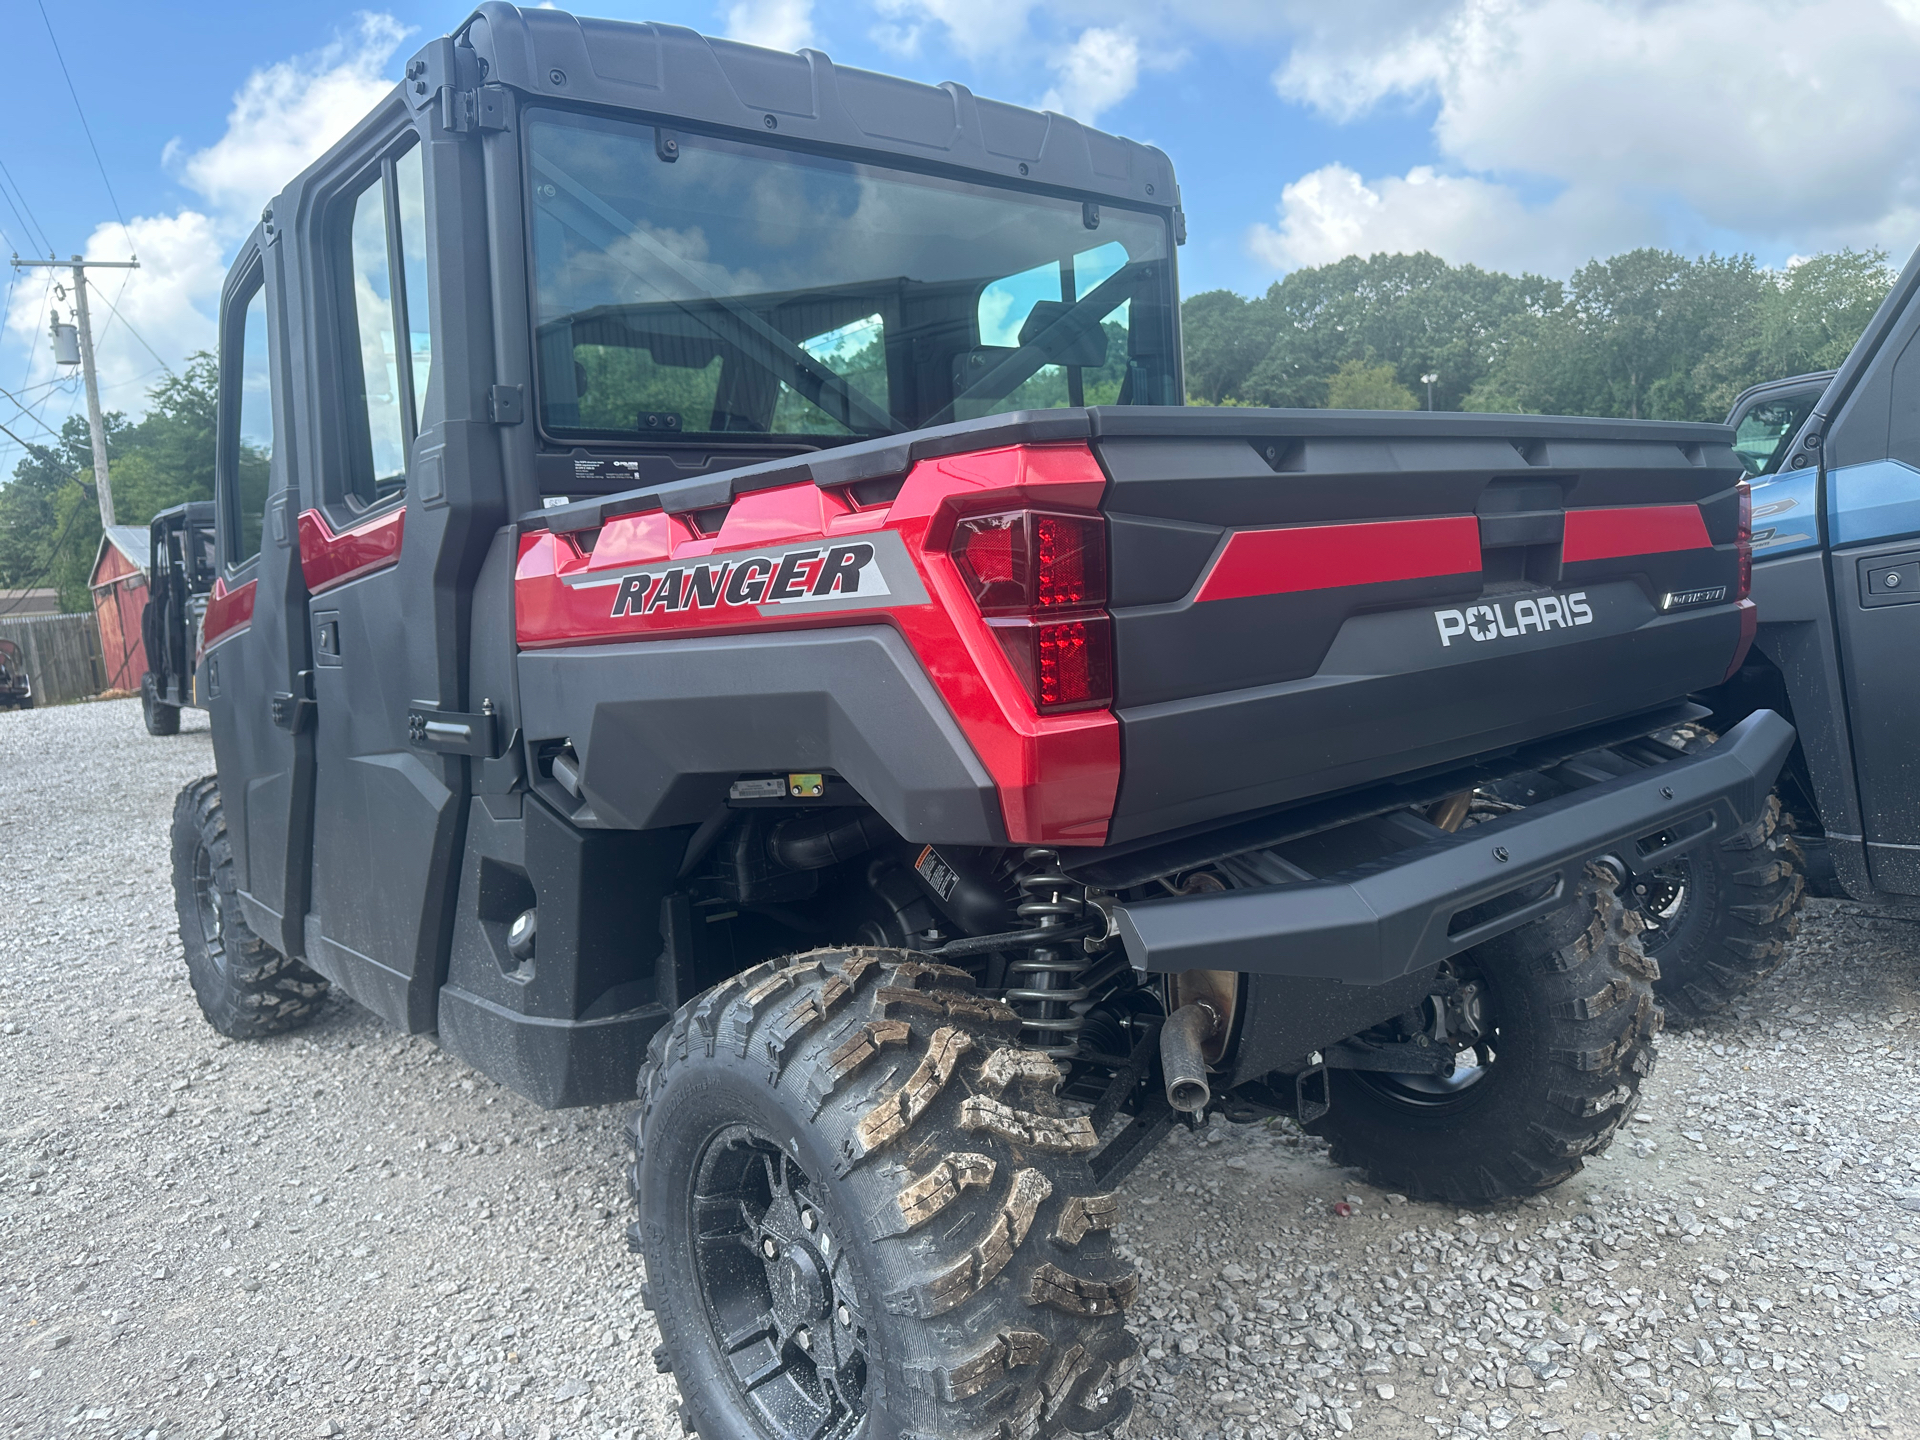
[296, 121, 470, 1033]
[1829, 519, 1920, 894]
[1817, 259, 1920, 896]
[203, 239, 315, 956]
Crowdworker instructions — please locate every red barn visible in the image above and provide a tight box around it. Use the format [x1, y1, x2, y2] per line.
[90, 525, 150, 694]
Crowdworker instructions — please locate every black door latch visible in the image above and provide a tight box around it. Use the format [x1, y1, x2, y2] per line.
[271, 670, 315, 732]
[406, 699, 499, 758]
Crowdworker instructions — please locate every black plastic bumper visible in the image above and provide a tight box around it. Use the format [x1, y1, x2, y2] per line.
[1111, 709, 1795, 985]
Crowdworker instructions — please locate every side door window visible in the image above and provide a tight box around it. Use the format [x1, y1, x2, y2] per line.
[218, 266, 274, 569]
[333, 140, 432, 517]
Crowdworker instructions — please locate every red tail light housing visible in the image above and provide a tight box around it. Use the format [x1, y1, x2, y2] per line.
[1735, 482, 1753, 601]
[954, 511, 1107, 613]
[952, 510, 1112, 712]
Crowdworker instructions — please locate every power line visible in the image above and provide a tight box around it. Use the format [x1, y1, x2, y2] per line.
[0, 385, 66, 440]
[0, 179, 43, 257]
[0, 157, 53, 256]
[0, 395, 63, 440]
[0, 487, 91, 615]
[0, 419, 47, 454]
[35, 1, 134, 253]
[0, 262, 16, 377]
[89, 275, 172, 377]
[20, 274, 51, 391]
[3, 375, 77, 404]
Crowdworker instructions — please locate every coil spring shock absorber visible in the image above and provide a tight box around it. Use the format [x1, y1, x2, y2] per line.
[1006, 848, 1095, 1060]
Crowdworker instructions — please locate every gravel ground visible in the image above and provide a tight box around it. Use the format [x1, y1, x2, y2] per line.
[3, 699, 1918, 1440]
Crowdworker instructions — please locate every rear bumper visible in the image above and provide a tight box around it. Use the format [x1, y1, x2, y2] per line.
[1111, 709, 1794, 985]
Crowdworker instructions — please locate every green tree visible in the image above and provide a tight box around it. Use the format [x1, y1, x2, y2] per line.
[0, 414, 121, 612]
[1683, 248, 1897, 417]
[0, 352, 223, 611]
[1468, 249, 1895, 421]
[1325, 359, 1418, 410]
[110, 353, 221, 518]
[1184, 251, 1559, 411]
[1180, 289, 1271, 404]
[1187, 246, 1895, 424]
[1762, 249, 1896, 371]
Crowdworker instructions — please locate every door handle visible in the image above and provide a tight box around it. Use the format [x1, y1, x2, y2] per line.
[272, 669, 315, 732]
[405, 699, 499, 758]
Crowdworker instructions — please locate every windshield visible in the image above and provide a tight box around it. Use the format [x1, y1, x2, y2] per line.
[526, 110, 1178, 447]
[1730, 383, 1825, 477]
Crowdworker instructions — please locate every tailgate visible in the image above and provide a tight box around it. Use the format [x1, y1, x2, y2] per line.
[1094, 415, 1748, 842]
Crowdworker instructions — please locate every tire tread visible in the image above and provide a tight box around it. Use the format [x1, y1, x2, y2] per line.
[636, 949, 1136, 1439]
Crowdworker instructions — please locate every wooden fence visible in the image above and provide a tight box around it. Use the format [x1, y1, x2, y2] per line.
[0, 612, 108, 706]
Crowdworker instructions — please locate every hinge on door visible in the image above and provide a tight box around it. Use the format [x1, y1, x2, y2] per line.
[406, 699, 500, 758]
[271, 670, 315, 732]
[446, 83, 512, 134]
[488, 384, 524, 425]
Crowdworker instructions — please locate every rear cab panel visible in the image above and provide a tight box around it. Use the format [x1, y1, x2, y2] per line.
[517, 409, 1755, 856]
[1094, 413, 1752, 840]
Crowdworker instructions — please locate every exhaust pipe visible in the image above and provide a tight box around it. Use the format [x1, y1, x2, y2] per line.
[1160, 1000, 1221, 1114]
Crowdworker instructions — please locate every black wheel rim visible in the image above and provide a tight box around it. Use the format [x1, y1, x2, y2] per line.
[192, 842, 229, 979]
[691, 1125, 868, 1439]
[1353, 1039, 1499, 1111]
[1632, 856, 1692, 954]
[1352, 972, 1499, 1113]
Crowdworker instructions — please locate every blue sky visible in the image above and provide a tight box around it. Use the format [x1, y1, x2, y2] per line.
[6, 0, 1920, 463]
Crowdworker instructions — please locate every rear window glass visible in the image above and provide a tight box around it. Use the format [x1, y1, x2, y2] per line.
[526, 110, 1178, 447]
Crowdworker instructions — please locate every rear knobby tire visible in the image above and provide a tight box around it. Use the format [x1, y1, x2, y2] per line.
[171, 776, 327, 1038]
[1310, 873, 1661, 1204]
[632, 948, 1139, 1440]
[142, 673, 181, 736]
[1638, 790, 1804, 1027]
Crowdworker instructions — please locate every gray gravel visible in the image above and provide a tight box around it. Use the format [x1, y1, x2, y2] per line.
[4, 699, 1918, 1440]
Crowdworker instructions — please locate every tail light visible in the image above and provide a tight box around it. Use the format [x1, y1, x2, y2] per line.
[954, 512, 1107, 613]
[952, 510, 1112, 712]
[1735, 482, 1753, 601]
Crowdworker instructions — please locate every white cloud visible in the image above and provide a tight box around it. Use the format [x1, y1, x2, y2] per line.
[1248, 163, 1648, 275]
[871, 0, 1038, 60]
[177, 14, 408, 226]
[84, 212, 230, 404]
[1039, 27, 1141, 122]
[4, 17, 408, 433]
[724, 0, 817, 52]
[1260, 0, 1920, 272]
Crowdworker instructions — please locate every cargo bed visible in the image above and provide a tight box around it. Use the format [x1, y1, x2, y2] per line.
[525, 406, 1755, 848]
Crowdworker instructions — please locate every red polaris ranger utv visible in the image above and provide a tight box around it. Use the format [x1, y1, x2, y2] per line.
[172, 7, 1791, 1436]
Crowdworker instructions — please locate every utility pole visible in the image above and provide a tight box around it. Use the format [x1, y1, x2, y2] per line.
[11, 253, 140, 529]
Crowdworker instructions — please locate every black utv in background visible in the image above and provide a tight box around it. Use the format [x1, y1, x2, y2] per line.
[168, 7, 1791, 1437]
[0, 637, 31, 710]
[140, 501, 216, 736]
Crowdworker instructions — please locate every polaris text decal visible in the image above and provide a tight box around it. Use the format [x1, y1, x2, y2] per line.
[1434, 592, 1593, 647]
[607, 541, 887, 618]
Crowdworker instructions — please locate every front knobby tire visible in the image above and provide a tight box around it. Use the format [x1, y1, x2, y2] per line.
[1637, 790, 1805, 1027]
[142, 673, 181, 736]
[1310, 873, 1661, 1204]
[632, 949, 1139, 1440]
[171, 776, 328, 1038]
